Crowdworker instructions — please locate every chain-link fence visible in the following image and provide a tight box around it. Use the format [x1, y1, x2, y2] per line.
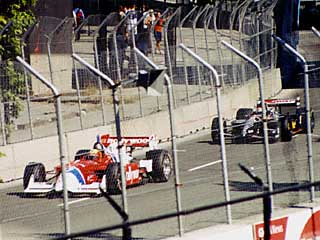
[2, 1, 320, 240]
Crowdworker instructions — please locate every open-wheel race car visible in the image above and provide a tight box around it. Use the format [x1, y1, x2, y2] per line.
[211, 97, 315, 144]
[23, 134, 173, 195]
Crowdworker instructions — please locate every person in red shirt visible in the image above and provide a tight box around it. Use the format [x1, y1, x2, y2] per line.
[154, 12, 164, 54]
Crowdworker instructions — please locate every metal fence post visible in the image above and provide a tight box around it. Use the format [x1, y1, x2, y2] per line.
[179, 6, 198, 105]
[112, 13, 131, 120]
[312, 26, 320, 38]
[134, 47, 184, 236]
[272, 35, 315, 202]
[212, 7, 225, 86]
[71, 53, 130, 228]
[221, 40, 273, 208]
[46, 17, 68, 84]
[21, 23, 37, 140]
[203, 7, 215, 98]
[193, 5, 210, 101]
[92, 20, 107, 126]
[130, 11, 144, 117]
[179, 43, 232, 224]
[16, 56, 71, 236]
[71, 40, 84, 130]
[0, 101, 6, 145]
[164, 7, 181, 108]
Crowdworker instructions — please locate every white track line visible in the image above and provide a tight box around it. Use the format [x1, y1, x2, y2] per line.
[57, 197, 90, 207]
[188, 160, 222, 172]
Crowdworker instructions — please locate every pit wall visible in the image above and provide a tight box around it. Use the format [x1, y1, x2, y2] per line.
[0, 68, 282, 182]
[164, 205, 320, 240]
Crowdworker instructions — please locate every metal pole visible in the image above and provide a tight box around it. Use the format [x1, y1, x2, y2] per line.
[20, 39, 34, 139]
[192, 5, 210, 101]
[179, 6, 198, 105]
[71, 43, 84, 129]
[221, 40, 273, 206]
[0, 100, 6, 145]
[71, 53, 130, 221]
[134, 47, 184, 236]
[46, 35, 54, 83]
[179, 43, 232, 224]
[46, 17, 69, 84]
[16, 56, 71, 236]
[272, 35, 315, 201]
[204, 7, 215, 98]
[93, 32, 107, 125]
[212, 7, 225, 86]
[164, 7, 180, 108]
[112, 13, 131, 120]
[131, 11, 144, 118]
[112, 86, 129, 219]
[312, 26, 320, 38]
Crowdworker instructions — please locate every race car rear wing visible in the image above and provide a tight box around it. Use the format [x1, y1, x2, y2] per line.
[256, 97, 301, 111]
[97, 134, 158, 150]
[264, 98, 300, 106]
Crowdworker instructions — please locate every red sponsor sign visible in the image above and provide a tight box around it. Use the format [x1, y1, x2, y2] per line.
[300, 210, 320, 240]
[99, 134, 154, 148]
[253, 216, 288, 240]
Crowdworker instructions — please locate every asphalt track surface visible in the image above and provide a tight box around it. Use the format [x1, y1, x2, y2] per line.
[1, 89, 320, 240]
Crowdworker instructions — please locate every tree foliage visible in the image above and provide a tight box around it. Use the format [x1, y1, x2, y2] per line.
[0, 0, 37, 137]
[0, 0, 37, 59]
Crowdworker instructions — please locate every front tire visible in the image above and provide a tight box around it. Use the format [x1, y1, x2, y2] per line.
[23, 162, 46, 190]
[105, 163, 122, 194]
[211, 117, 220, 143]
[147, 150, 172, 182]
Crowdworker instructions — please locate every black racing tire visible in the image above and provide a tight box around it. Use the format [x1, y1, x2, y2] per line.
[74, 149, 91, 160]
[280, 118, 292, 142]
[23, 162, 46, 190]
[211, 117, 219, 143]
[105, 163, 122, 194]
[269, 136, 279, 144]
[147, 149, 172, 182]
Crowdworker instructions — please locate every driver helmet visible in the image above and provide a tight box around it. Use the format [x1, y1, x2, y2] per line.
[85, 149, 102, 160]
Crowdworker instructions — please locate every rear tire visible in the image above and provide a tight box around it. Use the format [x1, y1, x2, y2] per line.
[280, 118, 292, 142]
[105, 163, 122, 194]
[23, 162, 46, 190]
[147, 150, 172, 182]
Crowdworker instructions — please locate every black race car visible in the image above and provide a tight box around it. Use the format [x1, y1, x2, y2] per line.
[211, 108, 282, 144]
[211, 97, 315, 144]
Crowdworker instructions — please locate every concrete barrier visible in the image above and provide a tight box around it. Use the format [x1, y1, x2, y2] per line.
[163, 203, 320, 240]
[0, 68, 282, 182]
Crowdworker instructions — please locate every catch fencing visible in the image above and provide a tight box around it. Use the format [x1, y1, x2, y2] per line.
[0, 1, 278, 145]
[1, 1, 320, 240]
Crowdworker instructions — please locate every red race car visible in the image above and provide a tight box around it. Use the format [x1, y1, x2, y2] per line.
[23, 134, 173, 195]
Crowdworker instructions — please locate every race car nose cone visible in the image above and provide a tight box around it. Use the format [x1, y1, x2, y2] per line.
[55, 170, 82, 192]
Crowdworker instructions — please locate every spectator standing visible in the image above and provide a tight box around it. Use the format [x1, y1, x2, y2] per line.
[73, 8, 85, 40]
[144, 9, 155, 53]
[154, 12, 164, 54]
[136, 8, 152, 55]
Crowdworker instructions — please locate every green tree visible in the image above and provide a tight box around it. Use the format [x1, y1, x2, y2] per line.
[0, 0, 37, 138]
